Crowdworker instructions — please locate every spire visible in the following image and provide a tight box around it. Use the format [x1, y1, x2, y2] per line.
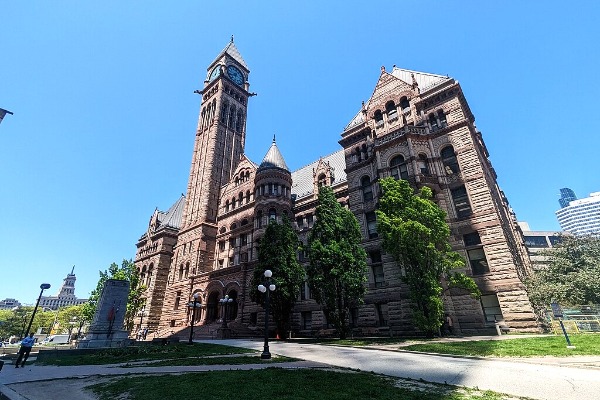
[258, 137, 289, 172]
[71, 265, 75, 275]
[209, 38, 249, 71]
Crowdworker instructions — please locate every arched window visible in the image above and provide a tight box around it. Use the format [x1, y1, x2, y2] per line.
[269, 208, 277, 221]
[219, 227, 226, 234]
[225, 200, 230, 212]
[184, 263, 190, 279]
[400, 96, 410, 112]
[374, 110, 384, 128]
[230, 223, 237, 230]
[178, 264, 183, 280]
[390, 155, 409, 180]
[231, 197, 236, 209]
[229, 105, 236, 127]
[417, 154, 430, 175]
[236, 111, 244, 132]
[318, 173, 327, 187]
[361, 176, 373, 201]
[355, 147, 362, 162]
[147, 264, 154, 286]
[428, 113, 438, 131]
[385, 101, 397, 120]
[438, 109, 447, 128]
[221, 101, 229, 123]
[441, 146, 460, 174]
[245, 190, 251, 203]
[238, 192, 243, 205]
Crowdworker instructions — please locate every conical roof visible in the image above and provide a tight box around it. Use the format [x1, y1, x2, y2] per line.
[257, 137, 289, 172]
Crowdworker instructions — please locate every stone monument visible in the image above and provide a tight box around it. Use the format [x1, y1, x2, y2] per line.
[78, 279, 131, 348]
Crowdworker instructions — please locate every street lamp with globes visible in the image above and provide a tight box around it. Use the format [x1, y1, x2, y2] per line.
[187, 292, 202, 344]
[257, 269, 276, 359]
[219, 295, 234, 329]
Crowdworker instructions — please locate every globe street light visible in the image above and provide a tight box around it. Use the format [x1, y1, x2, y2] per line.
[257, 269, 276, 359]
[219, 295, 234, 329]
[187, 292, 202, 345]
[24, 283, 51, 338]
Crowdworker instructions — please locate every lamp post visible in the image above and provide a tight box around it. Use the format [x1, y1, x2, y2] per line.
[257, 269, 276, 359]
[219, 295, 234, 329]
[24, 283, 51, 338]
[187, 292, 202, 345]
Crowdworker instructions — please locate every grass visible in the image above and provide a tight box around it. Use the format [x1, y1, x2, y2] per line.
[88, 368, 529, 400]
[36, 343, 254, 366]
[123, 355, 297, 367]
[402, 334, 600, 357]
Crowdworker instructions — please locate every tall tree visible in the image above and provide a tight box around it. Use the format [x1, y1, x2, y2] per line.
[251, 217, 304, 337]
[376, 177, 479, 337]
[307, 186, 368, 339]
[83, 259, 146, 332]
[526, 234, 600, 308]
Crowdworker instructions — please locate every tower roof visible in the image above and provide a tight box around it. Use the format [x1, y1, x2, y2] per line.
[257, 137, 289, 172]
[209, 37, 249, 71]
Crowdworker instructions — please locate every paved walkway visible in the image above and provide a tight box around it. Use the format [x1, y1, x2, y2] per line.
[1, 337, 599, 400]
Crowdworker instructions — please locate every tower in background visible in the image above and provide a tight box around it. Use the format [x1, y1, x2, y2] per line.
[558, 187, 577, 208]
[556, 191, 600, 235]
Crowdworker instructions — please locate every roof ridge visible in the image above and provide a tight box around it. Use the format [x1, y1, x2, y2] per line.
[291, 148, 344, 173]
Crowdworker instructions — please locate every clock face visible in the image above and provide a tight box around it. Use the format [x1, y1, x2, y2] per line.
[209, 66, 220, 81]
[226, 65, 244, 86]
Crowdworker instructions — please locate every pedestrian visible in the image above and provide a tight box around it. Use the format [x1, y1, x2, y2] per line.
[142, 327, 148, 340]
[15, 333, 35, 368]
[445, 314, 454, 335]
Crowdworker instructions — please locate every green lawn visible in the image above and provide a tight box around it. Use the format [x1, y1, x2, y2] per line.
[402, 334, 600, 357]
[36, 343, 254, 366]
[88, 368, 529, 400]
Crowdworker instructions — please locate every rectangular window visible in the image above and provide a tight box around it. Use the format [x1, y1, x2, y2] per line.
[463, 232, 482, 247]
[451, 186, 472, 218]
[523, 236, 549, 248]
[366, 212, 378, 238]
[241, 234, 248, 246]
[370, 250, 384, 288]
[375, 303, 388, 327]
[302, 311, 312, 330]
[219, 241, 225, 251]
[174, 291, 181, 310]
[241, 252, 248, 262]
[481, 294, 503, 323]
[468, 248, 489, 275]
[229, 237, 236, 248]
[170, 319, 176, 327]
[296, 216, 304, 229]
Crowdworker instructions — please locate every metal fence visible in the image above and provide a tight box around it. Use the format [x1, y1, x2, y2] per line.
[547, 305, 600, 334]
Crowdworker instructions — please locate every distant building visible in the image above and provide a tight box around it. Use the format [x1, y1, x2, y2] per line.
[0, 298, 22, 310]
[39, 267, 88, 310]
[558, 188, 577, 209]
[518, 222, 562, 270]
[555, 191, 600, 235]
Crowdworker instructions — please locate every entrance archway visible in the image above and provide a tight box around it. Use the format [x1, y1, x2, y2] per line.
[206, 291, 219, 323]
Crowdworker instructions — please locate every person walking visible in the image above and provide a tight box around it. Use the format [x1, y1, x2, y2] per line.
[15, 333, 35, 368]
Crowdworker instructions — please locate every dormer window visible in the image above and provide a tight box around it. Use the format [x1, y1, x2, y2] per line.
[400, 97, 410, 113]
[385, 101, 397, 120]
[374, 110, 384, 128]
[318, 173, 327, 187]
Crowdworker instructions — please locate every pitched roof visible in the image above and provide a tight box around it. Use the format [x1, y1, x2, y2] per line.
[344, 67, 452, 131]
[210, 38, 249, 71]
[257, 137, 290, 172]
[158, 195, 185, 230]
[291, 149, 347, 200]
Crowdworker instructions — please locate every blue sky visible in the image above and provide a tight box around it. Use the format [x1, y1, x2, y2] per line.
[1, 1, 599, 304]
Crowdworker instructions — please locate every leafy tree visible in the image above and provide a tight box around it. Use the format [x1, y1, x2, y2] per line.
[83, 259, 146, 332]
[56, 305, 86, 338]
[376, 177, 479, 337]
[307, 186, 368, 339]
[250, 217, 304, 337]
[526, 234, 600, 308]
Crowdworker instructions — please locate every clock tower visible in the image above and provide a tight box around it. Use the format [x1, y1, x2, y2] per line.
[179, 37, 251, 273]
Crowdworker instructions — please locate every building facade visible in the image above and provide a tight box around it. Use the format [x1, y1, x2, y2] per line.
[39, 267, 88, 311]
[0, 298, 21, 310]
[134, 40, 538, 338]
[556, 191, 600, 235]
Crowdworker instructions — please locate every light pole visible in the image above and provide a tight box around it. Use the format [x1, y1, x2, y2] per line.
[24, 283, 51, 338]
[257, 269, 276, 359]
[219, 295, 234, 329]
[187, 292, 202, 345]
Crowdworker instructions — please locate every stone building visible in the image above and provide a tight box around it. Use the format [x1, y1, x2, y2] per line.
[134, 40, 538, 338]
[39, 267, 88, 311]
